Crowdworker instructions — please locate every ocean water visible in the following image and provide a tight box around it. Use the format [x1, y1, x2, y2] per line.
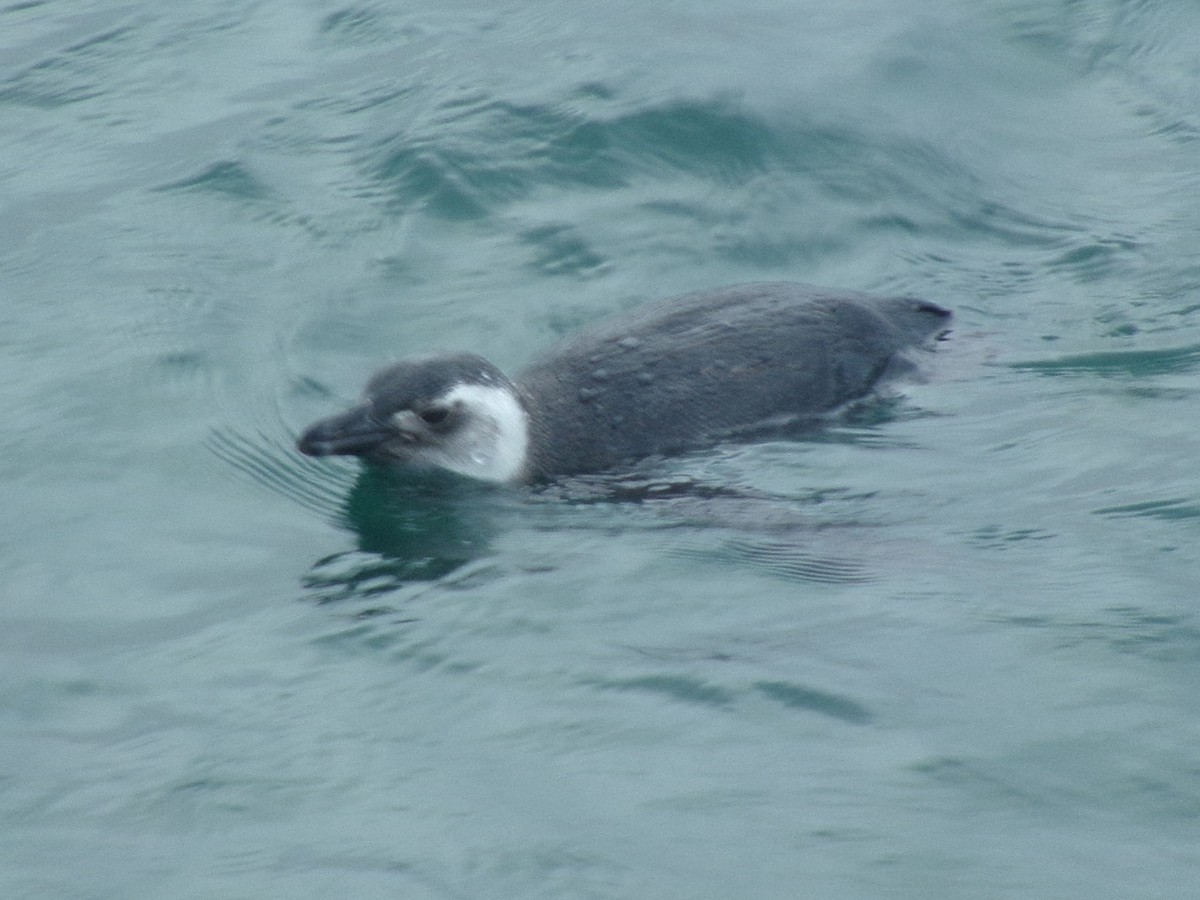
[3, 1, 1200, 897]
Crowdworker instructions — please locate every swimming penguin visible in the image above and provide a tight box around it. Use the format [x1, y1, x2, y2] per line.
[297, 282, 951, 484]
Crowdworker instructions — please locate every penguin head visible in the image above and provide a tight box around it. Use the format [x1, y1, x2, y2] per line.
[297, 354, 530, 484]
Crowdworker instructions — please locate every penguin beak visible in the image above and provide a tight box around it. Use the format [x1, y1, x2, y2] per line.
[297, 405, 394, 457]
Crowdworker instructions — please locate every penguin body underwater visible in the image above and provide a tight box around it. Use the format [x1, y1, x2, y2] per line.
[297, 282, 951, 484]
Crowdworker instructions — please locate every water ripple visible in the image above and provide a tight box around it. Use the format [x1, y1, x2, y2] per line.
[1093, 498, 1200, 523]
[358, 96, 847, 220]
[0, 22, 135, 108]
[723, 538, 876, 585]
[154, 161, 276, 204]
[1009, 345, 1200, 378]
[206, 425, 352, 520]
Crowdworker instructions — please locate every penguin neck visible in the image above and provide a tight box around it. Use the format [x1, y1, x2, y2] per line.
[440, 382, 532, 485]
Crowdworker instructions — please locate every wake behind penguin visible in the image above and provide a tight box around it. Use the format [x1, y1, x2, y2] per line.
[297, 283, 951, 484]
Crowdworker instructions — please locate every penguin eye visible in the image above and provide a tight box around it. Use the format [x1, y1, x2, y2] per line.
[419, 406, 449, 425]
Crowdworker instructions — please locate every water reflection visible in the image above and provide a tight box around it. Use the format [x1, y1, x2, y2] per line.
[303, 467, 502, 604]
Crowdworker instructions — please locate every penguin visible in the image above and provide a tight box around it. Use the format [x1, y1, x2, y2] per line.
[297, 282, 951, 484]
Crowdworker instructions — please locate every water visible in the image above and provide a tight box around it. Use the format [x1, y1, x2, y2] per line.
[3, 1, 1200, 897]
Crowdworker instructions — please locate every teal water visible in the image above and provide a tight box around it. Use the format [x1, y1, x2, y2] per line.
[4, 1, 1200, 897]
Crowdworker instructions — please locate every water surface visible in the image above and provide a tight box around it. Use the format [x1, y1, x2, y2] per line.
[3, 1, 1200, 897]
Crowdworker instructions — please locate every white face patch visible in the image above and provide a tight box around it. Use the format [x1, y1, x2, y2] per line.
[407, 383, 530, 484]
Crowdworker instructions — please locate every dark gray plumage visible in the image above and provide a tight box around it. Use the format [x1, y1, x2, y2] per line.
[297, 282, 951, 483]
